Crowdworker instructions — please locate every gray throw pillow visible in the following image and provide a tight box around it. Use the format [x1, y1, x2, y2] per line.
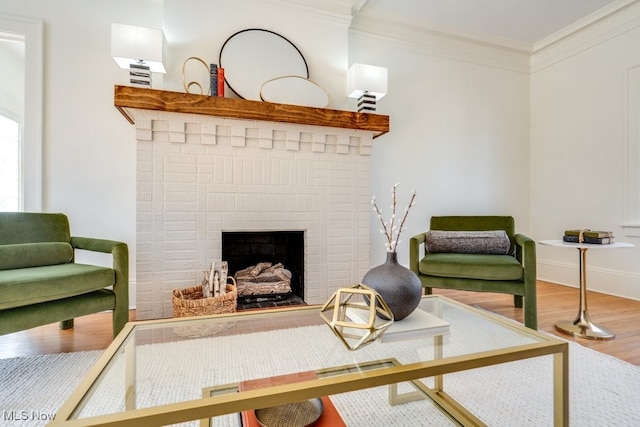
[425, 230, 511, 255]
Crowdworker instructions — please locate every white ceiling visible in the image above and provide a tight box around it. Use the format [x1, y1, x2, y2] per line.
[355, 0, 625, 47]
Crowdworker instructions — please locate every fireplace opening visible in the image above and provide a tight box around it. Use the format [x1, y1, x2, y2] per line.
[222, 231, 304, 305]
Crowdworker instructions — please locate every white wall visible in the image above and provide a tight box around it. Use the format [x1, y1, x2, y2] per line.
[348, 19, 532, 267]
[531, 2, 640, 299]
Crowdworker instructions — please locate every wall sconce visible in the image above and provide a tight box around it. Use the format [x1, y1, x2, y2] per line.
[347, 63, 387, 113]
[111, 23, 166, 88]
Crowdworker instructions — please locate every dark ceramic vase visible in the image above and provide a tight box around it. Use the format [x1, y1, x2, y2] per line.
[362, 252, 422, 321]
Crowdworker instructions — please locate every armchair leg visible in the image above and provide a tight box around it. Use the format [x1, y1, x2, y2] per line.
[59, 319, 74, 330]
[513, 295, 523, 308]
[524, 286, 538, 330]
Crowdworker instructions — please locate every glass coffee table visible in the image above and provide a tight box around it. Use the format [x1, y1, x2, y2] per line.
[52, 295, 568, 426]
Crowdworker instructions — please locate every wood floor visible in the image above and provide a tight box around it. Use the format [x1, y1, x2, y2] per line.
[434, 281, 640, 366]
[0, 281, 638, 365]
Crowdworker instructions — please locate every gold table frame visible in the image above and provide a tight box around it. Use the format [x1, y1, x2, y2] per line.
[51, 296, 569, 427]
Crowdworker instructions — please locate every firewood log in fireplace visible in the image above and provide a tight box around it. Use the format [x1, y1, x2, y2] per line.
[234, 262, 292, 296]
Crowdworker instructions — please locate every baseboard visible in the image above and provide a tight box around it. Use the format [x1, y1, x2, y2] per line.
[537, 259, 640, 301]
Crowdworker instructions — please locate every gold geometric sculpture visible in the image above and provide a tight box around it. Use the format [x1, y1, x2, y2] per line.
[320, 284, 394, 351]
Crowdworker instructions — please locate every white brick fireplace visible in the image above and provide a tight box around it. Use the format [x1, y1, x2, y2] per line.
[132, 109, 376, 319]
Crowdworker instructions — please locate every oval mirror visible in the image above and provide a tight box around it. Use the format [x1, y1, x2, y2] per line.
[260, 76, 329, 108]
[219, 28, 308, 101]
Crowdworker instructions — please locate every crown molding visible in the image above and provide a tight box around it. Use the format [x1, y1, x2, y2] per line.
[350, 4, 533, 51]
[256, 0, 356, 27]
[349, 10, 530, 73]
[351, 1, 640, 75]
[532, 0, 640, 73]
[534, 0, 639, 52]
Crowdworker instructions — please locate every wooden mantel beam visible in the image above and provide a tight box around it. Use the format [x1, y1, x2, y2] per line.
[114, 86, 389, 138]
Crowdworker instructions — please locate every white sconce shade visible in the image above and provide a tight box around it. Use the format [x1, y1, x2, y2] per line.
[346, 63, 387, 100]
[111, 23, 166, 73]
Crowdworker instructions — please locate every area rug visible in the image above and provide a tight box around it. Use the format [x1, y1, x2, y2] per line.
[1, 326, 639, 427]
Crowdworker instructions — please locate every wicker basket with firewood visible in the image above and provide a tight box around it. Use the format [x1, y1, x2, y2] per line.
[172, 278, 237, 318]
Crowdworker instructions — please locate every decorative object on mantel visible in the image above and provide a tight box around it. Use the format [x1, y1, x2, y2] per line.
[182, 56, 210, 95]
[347, 63, 387, 113]
[219, 28, 320, 104]
[260, 75, 329, 108]
[320, 284, 393, 351]
[362, 184, 421, 321]
[111, 24, 166, 89]
[181, 57, 225, 96]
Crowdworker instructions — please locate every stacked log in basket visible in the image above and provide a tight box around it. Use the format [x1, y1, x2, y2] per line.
[172, 261, 237, 317]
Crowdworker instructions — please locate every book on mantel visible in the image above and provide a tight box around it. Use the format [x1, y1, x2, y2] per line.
[209, 64, 218, 96]
[347, 307, 450, 343]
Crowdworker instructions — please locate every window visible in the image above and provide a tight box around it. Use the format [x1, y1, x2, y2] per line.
[0, 113, 20, 211]
[0, 15, 43, 212]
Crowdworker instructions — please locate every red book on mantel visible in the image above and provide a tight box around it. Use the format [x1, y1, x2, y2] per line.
[217, 67, 225, 97]
[239, 371, 346, 427]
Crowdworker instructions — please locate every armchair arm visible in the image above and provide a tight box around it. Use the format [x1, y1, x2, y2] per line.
[515, 233, 537, 329]
[409, 233, 427, 274]
[514, 234, 535, 270]
[514, 233, 536, 286]
[71, 236, 129, 284]
[71, 236, 125, 254]
[72, 234, 127, 269]
[71, 236, 129, 335]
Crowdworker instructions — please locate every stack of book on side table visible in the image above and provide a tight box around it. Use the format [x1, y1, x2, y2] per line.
[563, 229, 615, 244]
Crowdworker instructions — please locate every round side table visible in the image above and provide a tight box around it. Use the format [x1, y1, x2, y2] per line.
[539, 239, 634, 340]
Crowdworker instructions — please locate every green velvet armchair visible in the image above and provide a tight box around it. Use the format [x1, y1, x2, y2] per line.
[409, 216, 537, 329]
[0, 212, 129, 337]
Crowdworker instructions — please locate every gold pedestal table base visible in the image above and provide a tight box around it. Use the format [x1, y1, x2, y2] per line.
[540, 240, 634, 341]
[555, 316, 615, 340]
